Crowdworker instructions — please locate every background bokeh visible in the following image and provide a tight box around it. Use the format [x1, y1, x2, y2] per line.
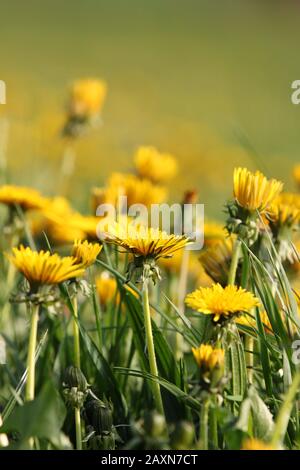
[0, 0, 300, 216]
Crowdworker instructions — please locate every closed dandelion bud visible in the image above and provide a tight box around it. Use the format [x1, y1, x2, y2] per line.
[85, 398, 113, 435]
[183, 189, 198, 205]
[62, 366, 88, 409]
[63, 365, 87, 391]
[144, 411, 166, 438]
[171, 421, 194, 450]
[89, 432, 115, 450]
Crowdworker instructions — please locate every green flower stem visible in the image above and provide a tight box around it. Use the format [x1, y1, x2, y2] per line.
[142, 277, 164, 416]
[71, 296, 82, 450]
[25, 303, 39, 402]
[209, 397, 218, 449]
[245, 334, 254, 384]
[176, 248, 190, 359]
[72, 296, 80, 369]
[227, 238, 242, 286]
[91, 281, 103, 350]
[271, 371, 300, 448]
[74, 407, 82, 451]
[200, 396, 210, 450]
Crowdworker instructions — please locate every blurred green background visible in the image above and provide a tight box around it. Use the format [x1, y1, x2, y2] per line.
[0, 0, 300, 216]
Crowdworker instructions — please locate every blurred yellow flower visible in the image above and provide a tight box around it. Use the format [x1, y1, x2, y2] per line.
[233, 167, 283, 212]
[192, 344, 224, 371]
[185, 283, 259, 322]
[236, 310, 272, 333]
[199, 236, 235, 285]
[241, 438, 275, 450]
[204, 221, 227, 247]
[96, 271, 138, 308]
[105, 221, 190, 260]
[0, 185, 48, 211]
[7, 245, 85, 287]
[269, 192, 300, 227]
[91, 186, 119, 212]
[160, 250, 202, 279]
[107, 173, 167, 207]
[72, 239, 102, 268]
[96, 272, 119, 307]
[49, 214, 101, 244]
[195, 264, 214, 287]
[293, 164, 300, 188]
[134, 146, 178, 183]
[42, 196, 75, 222]
[68, 78, 107, 118]
[29, 196, 75, 236]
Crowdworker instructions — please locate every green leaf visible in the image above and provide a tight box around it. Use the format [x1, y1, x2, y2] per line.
[248, 387, 274, 440]
[0, 381, 67, 449]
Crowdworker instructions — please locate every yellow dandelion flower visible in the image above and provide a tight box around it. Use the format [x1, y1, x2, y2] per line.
[43, 197, 75, 222]
[269, 192, 300, 227]
[199, 236, 235, 285]
[204, 221, 228, 247]
[7, 245, 85, 288]
[29, 196, 75, 236]
[107, 173, 167, 207]
[91, 186, 120, 213]
[96, 272, 138, 308]
[192, 344, 224, 371]
[49, 214, 101, 244]
[72, 239, 102, 268]
[96, 272, 119, 307]
[236, 310, 272, 333]
[0, 185, 48, 211]
[134, 146, 178, 183]
[233, 167, 283, 212]
[241, 438, 275, 450]
[195, 264, 215, 288]
[293, 164, 300, 188]
[68, 78, 107, 118]
[160, 250, 201, 279]
[105, 221, 189, 261]
[185, 283, 259, 322]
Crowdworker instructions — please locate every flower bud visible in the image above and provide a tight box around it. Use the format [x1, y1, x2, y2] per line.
[62, 366, 88, 409]
[171, 421, 194, 450]
[143, 411, 166, 438]
[85, 398, 113, 435]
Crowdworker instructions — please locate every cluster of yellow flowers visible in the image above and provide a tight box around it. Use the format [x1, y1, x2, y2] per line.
[91, 146, 178, 214]
[5, 77, 300, 451]
[7, 240, 102, 290]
